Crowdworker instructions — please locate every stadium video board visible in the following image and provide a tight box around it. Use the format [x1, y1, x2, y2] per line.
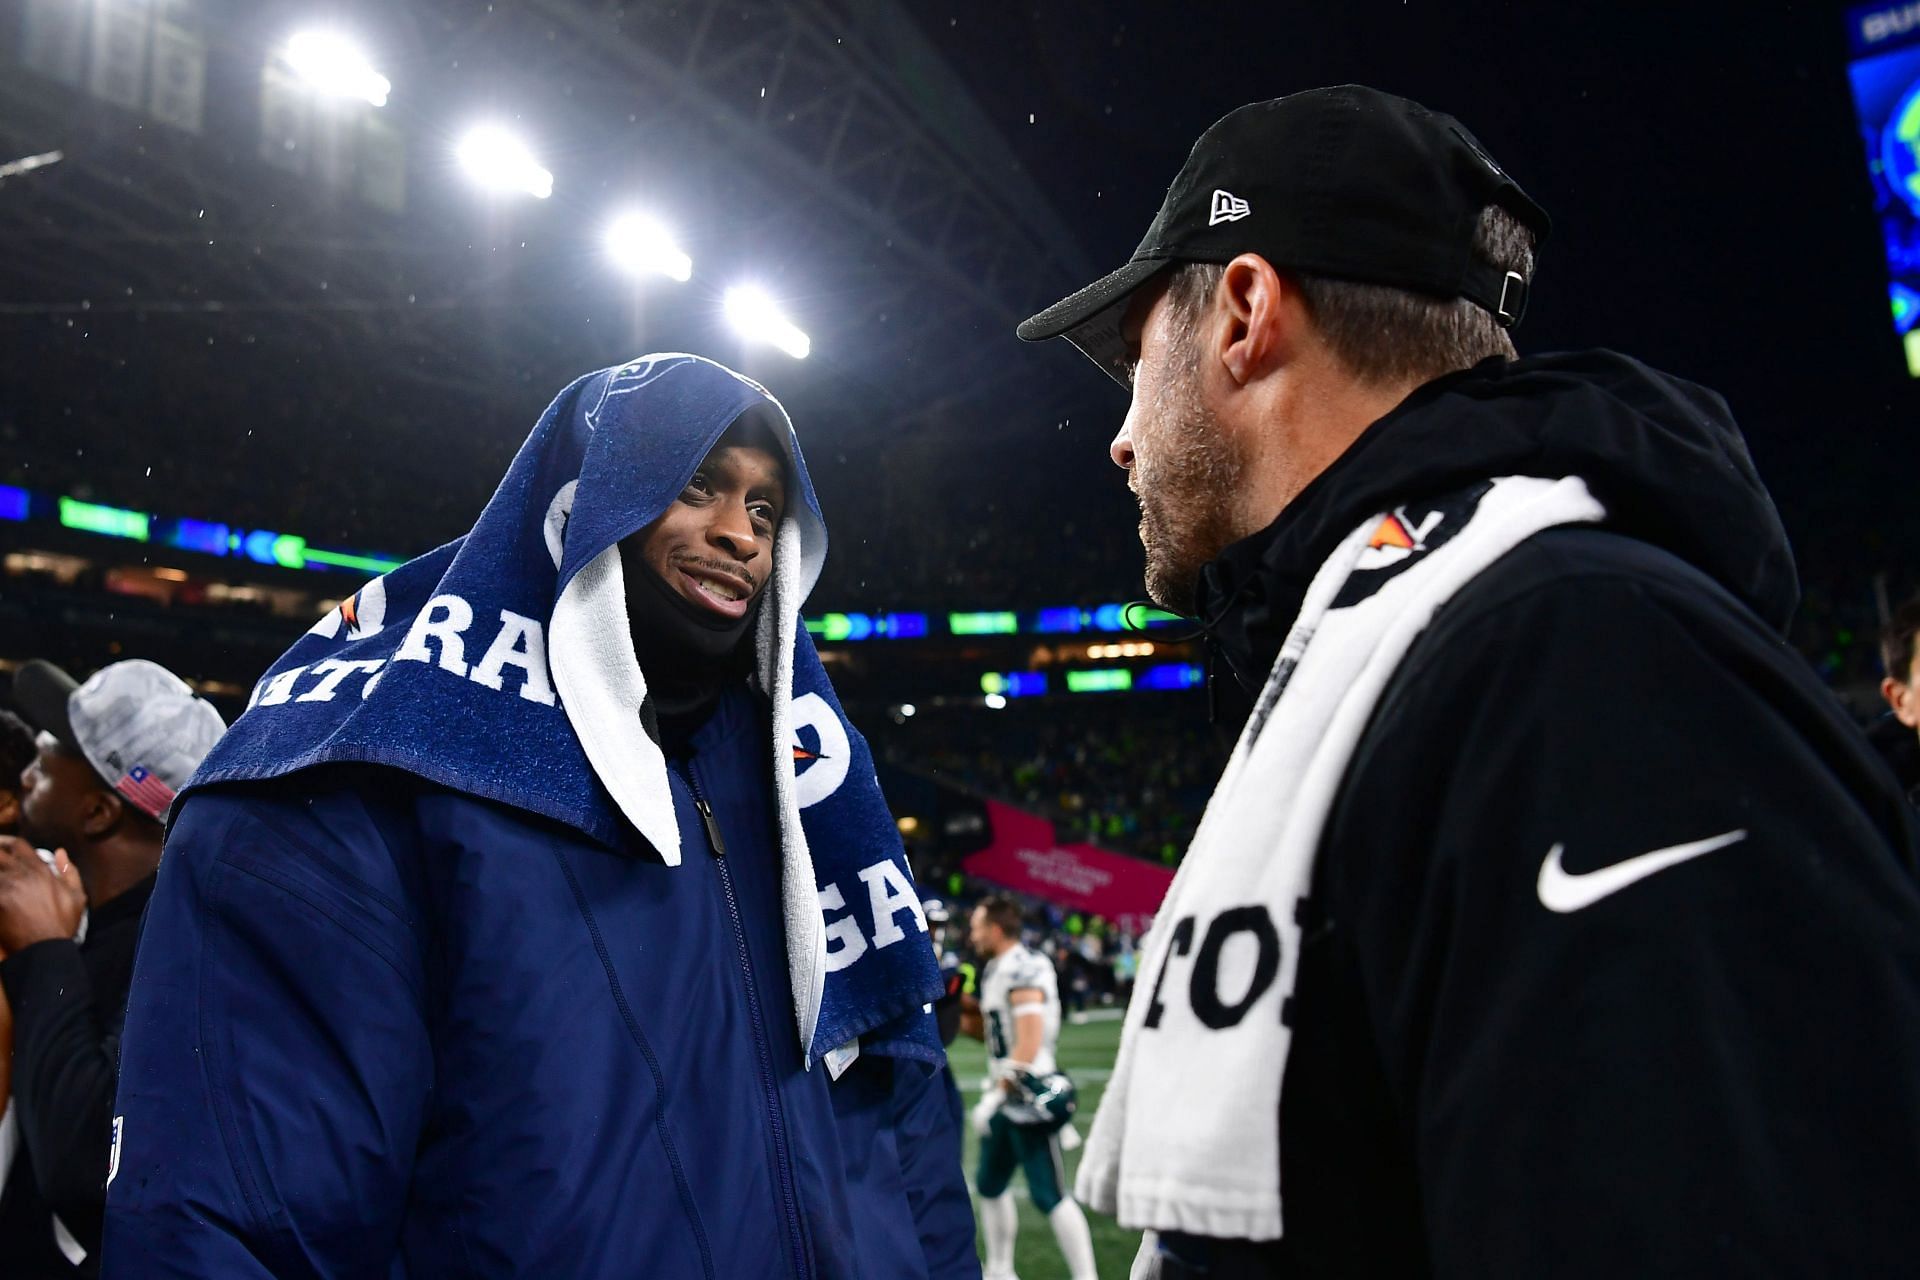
[1848, 3, 1920, 375]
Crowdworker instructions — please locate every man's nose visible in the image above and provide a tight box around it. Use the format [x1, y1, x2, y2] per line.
[1110, 413, 1136, 470]
[709, 501, 760, 560]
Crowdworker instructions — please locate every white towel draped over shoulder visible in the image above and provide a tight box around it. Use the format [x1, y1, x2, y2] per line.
[1077, 475, 1606, 1242]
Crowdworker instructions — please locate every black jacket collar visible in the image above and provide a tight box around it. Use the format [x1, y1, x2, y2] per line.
[1193, 351, 1797, 726]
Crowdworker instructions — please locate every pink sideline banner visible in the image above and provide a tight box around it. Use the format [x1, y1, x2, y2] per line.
[962, 799, 1175, 929]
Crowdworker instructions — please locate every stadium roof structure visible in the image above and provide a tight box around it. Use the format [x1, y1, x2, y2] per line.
[0, 0, 1097, 437]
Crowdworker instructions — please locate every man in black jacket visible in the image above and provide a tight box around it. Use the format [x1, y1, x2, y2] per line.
[0, 659, 222, 1276]
[1018, 86, 1920, 1277]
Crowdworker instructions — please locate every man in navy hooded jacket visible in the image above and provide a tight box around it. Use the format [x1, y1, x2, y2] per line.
[103, 355, 975, 1278]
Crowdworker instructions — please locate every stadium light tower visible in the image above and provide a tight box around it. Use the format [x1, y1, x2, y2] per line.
[455, 125, 554, 200]
[604, 211, 692, 283]
[723, 285, 811, 359]
[281, 30, 391, 107]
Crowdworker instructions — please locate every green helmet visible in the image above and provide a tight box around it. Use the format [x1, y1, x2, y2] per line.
[1004, 1070, 1077, 1131]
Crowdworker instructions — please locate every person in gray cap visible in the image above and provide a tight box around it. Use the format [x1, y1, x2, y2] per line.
[0, 658, 222, 1277]
[1019, 85, 1920, 1277]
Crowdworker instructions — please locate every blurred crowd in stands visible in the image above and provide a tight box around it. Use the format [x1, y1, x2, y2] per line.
[875, 699, 1227, 866]
[0, 350, 1143, 610]
[7, 344, 1916, 640]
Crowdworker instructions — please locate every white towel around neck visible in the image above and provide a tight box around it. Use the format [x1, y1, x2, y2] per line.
[1077, 475, 1606, 1241]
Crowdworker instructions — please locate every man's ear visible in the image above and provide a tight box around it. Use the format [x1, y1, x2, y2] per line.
[1217, 253, 1304, 387]
[0, 789, 16, 831]
[79, 786, 124, 840]
[1886, 677, 1920, 729]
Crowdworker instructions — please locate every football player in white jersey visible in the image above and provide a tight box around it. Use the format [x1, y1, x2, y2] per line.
[965, 896, 1097, 1280]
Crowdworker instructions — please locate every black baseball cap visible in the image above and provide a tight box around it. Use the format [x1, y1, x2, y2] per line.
[12, 660, 85, 758]
[1016, 85, 1551, 386]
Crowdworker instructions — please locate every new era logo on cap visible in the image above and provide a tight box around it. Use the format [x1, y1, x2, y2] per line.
[1209, 189, 1251, 226]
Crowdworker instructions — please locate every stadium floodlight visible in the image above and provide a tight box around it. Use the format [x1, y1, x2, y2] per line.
[604, 211, 692, 283]
[723, 285, 811, 359]
[455, 125, 554, 199]
[281, 30, 390, 107]
[0, 150, 63, 181]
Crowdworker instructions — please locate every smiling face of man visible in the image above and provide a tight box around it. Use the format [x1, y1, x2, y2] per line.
[627, 423, 787, 623]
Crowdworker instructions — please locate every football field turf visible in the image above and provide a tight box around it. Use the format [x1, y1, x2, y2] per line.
[945, 1011, 1137, 1280]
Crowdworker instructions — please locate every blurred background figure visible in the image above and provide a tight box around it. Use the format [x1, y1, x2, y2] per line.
[965, 896, 1096, 1280]
[0, 709, 42, 1199]
[923, 897, 970, 1047]
[0, 659, 222, 1278]
[0, 712, 37, 839]
[1877, 595, 1920, 804]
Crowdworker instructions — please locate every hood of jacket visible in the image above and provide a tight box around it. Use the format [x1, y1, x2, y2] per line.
[1194, 349, 1797, 706]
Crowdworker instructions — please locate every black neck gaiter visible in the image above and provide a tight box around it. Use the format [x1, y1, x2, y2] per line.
[624, 554, 761, 733]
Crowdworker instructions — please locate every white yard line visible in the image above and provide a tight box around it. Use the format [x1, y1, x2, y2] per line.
[1067, 1008, 1127, 1024]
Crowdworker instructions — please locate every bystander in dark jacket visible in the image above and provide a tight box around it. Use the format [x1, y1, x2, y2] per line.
[0, 660, 220, 1276]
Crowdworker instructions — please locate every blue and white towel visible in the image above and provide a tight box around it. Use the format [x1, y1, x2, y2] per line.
[184, 353, 944, 1067]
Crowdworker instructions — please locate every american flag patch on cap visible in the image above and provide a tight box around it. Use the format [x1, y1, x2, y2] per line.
[116, 765, 177, 819]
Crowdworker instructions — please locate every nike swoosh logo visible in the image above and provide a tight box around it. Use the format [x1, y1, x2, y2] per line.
[1536, 829, 1748, 913]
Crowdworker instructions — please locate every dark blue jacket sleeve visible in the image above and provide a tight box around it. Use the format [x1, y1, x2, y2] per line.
[892, 1060, 979, 1280]
[829, 1052, 979, 1280]
[103, 783, 433, 1278]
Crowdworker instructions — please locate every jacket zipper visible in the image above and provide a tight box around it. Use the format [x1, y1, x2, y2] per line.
[679, 762, 811, 1279]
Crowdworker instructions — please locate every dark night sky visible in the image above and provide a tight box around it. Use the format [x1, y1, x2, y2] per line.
[909, 0, 1918, 582]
